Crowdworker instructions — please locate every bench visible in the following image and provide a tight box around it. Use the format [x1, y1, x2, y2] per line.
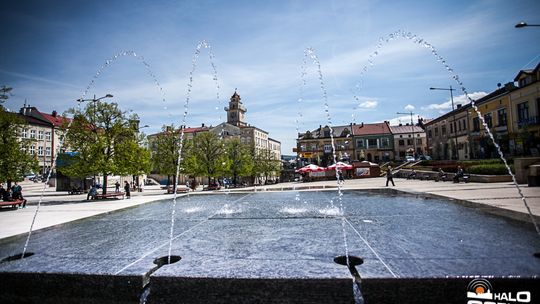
[95, 192, 125, 200]
[0, 199, 24, 210]
[166, 187, 190, 194]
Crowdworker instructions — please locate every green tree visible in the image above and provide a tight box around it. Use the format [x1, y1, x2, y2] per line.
[149, 125, 187, 188]
[252, 147, 281, 184]
[0, 85, 13, 104]
[183, 132, 225, 185]
[0, 88, 38, 188]
[223, 138, 253, 186]
[60, 100, 150, 194]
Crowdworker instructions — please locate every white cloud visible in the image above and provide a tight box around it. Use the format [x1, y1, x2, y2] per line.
[421, 91, 487, 111]
[358, 100, 378, 109]
[404, 104, 415, 111]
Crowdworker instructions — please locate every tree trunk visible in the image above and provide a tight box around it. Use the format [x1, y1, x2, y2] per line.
[172, 174, 177, 193]
[102, 173, 108, 195]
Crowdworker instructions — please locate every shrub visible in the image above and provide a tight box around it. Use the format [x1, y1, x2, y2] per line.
[466, 164, 514, 175]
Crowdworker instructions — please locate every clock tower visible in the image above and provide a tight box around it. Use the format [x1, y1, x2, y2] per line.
[225, 90, 247, 127]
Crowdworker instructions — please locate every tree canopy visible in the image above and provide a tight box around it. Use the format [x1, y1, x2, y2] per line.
[60, 100, 150, 193]
[0, 87, 38, 185]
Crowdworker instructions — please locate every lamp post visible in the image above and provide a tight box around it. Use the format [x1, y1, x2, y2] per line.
[397, 111, 417, 159]
[77, 94, 113, 128]
[515, 21, 540, 28]
[430, 86, 459, 160]
[76, 94, 113, 185]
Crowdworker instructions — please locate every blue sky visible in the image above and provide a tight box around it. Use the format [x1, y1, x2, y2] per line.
[1, 0, 539, 154]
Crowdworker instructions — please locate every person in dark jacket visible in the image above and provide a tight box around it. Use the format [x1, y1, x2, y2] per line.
[386, 166, 395, 186]
[124, 181, 131, 199]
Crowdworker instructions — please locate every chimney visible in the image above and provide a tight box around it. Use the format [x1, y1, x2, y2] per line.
[52, 110, 57, 117]
[361, 122, 364, 127]
[456, 104, 462, 109]
[399, 123, 402, 126]
[201, 123, 205, 127]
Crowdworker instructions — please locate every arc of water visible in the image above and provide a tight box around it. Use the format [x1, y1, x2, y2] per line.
[303, 47, 361, 302]
[21, 50, 168, 258]
[168, 40, 221, 264]
[351, 30, 540, 237]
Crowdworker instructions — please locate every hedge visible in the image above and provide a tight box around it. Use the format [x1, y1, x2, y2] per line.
[466, 164, 514, 175]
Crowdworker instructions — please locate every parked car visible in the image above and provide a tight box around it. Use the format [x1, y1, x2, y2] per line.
[419, 155, 432, 161]
[405, 156, 415, 162]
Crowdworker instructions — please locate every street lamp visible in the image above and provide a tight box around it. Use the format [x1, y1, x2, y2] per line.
[397, 110, 417, 159]
[76, 94, 114, 127]
[430, 86, 459, 160]
[515, 21, 540, 28]
[76, 94, 113, 186]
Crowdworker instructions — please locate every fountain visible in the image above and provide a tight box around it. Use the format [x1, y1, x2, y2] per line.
[1, 34, 539, 304]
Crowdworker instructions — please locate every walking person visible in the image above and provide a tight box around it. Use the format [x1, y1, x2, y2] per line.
[115, 181, 120, 192]
[386, 166, 395, 187]
[124, 181, 131, 199]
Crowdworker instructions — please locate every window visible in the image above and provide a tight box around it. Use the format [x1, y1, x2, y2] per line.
[428, 129, 432, 138]
[38, 131, 44, 140]
[450, 123, 453, 134]
[517, 102, 529, 124]
[416, 138, 422, 145]
[473, 117, 480, 131]
[441, 125, 446, 136]
[29, 145, 35, 155]
[324, 144, 332, 153]
[310, 143, 317, 151]
[324, 130, 330, 137]
[45, 147, 51, 156]
[367, 138, 377, 148]
[356, 139, 364, 149]
[484, 113, 493, 128]
[497, 108, 507, 126]
[398, 139, 405, 146]
[22, 128, 28, 138]
[380, 138, 389, 148]
[434, 127, 439, 136]
[38, 146, 44, 156]
[407, 139, 413, 145]
[45, 132, 51, 141]
[30, 130, 36, 139]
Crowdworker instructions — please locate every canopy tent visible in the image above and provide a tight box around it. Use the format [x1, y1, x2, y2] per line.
[326, 162, 353, 170]
[295, 164, 326, 173]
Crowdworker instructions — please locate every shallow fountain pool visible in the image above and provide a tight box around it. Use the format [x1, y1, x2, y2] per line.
[0, 190, 538, 303]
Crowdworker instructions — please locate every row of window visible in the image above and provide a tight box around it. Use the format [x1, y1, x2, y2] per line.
[24, 146, 52, 156]
[398, 138, 423, 146]
[301, 137, 398, 151]
[428, 99, 538, 138]
[20, 129, 52, 141]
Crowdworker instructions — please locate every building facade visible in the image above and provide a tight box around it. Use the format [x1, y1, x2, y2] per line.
[17, 105, 70, 176]
[509, 62, 540, 156]
[352, 122, 394, 163]
[296, 124, 354, 167]
[390, 124, 427, 160]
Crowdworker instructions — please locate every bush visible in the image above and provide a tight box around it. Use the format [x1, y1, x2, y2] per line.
[466, 164, 514, 175]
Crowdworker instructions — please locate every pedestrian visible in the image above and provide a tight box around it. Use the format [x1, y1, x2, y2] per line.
[115, 181, 120, 192]
[87, 185, 98, 200]
[386, 166, 395, 187]
[407, 169, 417, 180]
[11, 182, 22, 200]
[437, 168, 447, 182]
[454, 166, 464, 183]
[124, 181, 131, 199]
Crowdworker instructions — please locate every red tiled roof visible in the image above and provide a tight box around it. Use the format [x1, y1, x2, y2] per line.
[389, 125, 424, 134]
[40, 112, 71, 127]
[351, 122, 391, 136]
